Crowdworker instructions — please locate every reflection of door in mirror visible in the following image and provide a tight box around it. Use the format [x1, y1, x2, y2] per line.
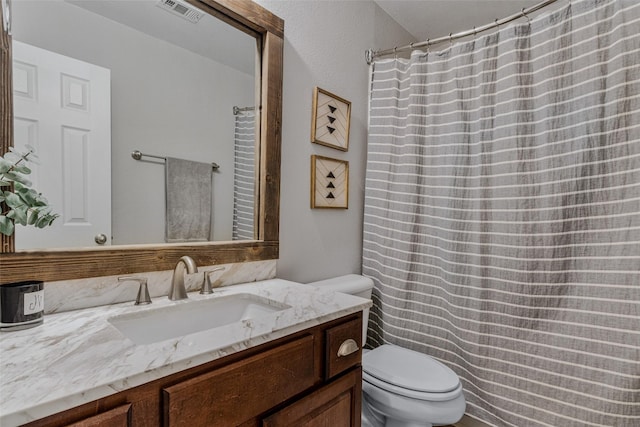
[11, 0, 258, 250]
[13, 41, 112, 249]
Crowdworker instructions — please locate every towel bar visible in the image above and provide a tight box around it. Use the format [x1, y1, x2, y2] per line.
[131, 150, 220, 171]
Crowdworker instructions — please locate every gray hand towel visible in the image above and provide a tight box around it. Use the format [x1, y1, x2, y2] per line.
[165, 157, 212, 242]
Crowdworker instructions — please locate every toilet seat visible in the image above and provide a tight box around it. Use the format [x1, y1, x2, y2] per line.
[363, 344, 462, 402]
[363, 370, 463, 402]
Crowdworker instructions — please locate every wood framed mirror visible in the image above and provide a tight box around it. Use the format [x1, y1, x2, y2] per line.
[0, 0, 283, 283]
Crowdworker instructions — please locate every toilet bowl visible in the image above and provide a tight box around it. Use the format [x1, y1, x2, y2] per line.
[308, 275, 466, 427]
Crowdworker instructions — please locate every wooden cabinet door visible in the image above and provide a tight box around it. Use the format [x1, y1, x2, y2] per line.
[64, 404, 131, 427]
[263, 368, 362, 427]
[163, 335, 318, 427]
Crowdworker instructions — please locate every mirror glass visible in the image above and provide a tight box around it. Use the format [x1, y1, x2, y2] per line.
[11, 0, 259, 250]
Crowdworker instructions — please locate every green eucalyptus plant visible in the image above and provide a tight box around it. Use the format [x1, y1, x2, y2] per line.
[0, 146, 59, 237]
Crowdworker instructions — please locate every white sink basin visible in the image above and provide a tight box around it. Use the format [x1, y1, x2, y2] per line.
[108, 293, 290, 345]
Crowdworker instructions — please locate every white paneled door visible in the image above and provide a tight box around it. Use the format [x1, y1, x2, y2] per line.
[12, 41, 111, 249]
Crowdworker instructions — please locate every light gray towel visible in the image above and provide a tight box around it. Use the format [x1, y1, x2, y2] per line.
[165, 157, 212, 243]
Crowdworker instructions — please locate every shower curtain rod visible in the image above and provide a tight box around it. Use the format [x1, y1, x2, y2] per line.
[233, 106, 255, 115]
[365, 0, 559, 64]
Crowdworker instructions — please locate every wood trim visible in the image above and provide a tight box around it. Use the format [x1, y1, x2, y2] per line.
[0, 4, 14, 254]
[0, 241, 278, 283]
[0, 1, 283, 283]
[260, 32, 283, 242]
[196, 0, 284, 39]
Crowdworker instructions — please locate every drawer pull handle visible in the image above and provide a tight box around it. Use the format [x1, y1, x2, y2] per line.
[337, 339, 359, 357]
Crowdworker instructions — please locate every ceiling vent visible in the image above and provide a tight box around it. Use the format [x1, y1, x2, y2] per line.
[156, 0, 204, 24]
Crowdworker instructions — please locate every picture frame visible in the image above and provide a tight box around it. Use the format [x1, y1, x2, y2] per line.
[311, 87, 351, 151]
[311, 155, 349, 209]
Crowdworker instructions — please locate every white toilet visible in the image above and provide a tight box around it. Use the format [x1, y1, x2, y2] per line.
[308, 275, 466, 427]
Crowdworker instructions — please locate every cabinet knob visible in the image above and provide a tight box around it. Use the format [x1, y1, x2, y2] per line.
[337, 339, 359, 357]
[95, 233, 108, 245]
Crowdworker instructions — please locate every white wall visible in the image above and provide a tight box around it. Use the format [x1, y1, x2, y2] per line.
[12, 1, 255, 245]
[254, 1, 414, 283]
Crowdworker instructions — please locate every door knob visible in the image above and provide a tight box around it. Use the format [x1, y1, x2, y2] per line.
[94, 233, 108, 245]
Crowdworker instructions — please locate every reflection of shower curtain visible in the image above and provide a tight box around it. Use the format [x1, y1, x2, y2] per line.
[232, 109, 256, 240]
[363, 1, 640, 426]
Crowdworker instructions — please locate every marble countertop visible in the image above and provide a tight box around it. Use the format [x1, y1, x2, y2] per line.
[0, 279, 371, 426]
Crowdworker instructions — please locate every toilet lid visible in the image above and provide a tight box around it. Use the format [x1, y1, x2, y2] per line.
[362, 345, 460, 393]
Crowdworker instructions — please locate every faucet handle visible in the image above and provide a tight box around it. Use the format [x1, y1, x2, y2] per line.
[200, 267, 225, 294]
[118, 276, 152, 305]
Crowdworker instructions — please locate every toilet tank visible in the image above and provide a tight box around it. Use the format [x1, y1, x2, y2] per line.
[307, 274, 374, 344]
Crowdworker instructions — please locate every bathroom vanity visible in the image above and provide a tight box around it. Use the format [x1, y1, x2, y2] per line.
[27, 314, 362, 426]
[0, 280, 370, 426]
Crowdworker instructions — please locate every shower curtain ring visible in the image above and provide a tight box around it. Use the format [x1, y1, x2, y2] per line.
[521, 8, 531, 25]
[394, 46, 398, 59]
[449, 32, 453, 47]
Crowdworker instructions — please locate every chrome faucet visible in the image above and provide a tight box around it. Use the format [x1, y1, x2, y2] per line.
[169, 256, 198, 300]
[200, 267, 226, 294]
[118, 276, 152, 305]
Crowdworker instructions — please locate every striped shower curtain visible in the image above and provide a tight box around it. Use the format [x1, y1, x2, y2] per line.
[232, 109, 256, 240]
[363, 0, 640, 426]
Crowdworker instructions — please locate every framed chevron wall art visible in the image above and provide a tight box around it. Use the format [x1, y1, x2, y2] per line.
[310, 155, 349, 209]
[311, 87, 351, 151]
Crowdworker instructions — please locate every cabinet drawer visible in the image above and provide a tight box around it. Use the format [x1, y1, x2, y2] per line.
[263, 368, 362, 427]
[64, 403, 131, 427]
[325, 317, 362, 379]
[163, 334, 317, 426]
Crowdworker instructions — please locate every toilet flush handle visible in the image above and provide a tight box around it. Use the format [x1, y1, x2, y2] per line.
[337, 339, 359, 357]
